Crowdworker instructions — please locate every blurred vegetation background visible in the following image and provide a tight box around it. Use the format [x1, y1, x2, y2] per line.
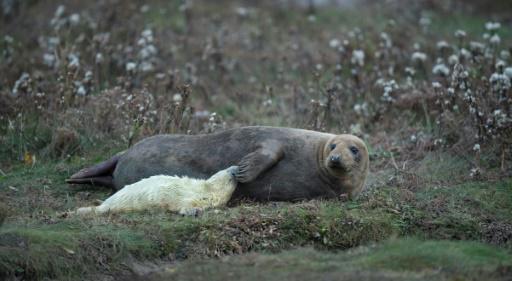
[0, 0, 511, 280]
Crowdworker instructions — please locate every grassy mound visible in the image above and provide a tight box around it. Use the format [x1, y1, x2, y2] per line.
[0, 159, 510, 280]
[0, 200, 395, 279]
[144, 238, 512, 281]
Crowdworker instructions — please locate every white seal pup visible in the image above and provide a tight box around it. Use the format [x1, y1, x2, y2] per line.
[73, 166, 239, 216]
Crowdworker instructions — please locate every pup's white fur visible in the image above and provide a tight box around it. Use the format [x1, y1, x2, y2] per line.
[73, 166, 238, 216]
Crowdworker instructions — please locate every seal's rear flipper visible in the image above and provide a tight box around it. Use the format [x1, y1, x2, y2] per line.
[66, 176, 115, 189]
[66, 155, 121, 188]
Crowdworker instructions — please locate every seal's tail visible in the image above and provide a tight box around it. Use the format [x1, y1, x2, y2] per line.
[66, 155, 121, 189]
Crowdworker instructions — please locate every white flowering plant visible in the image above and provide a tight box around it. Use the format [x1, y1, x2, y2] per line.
[0, 1, 510, 176]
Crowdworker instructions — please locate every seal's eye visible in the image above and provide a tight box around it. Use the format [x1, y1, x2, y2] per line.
[349, 146, 359, 155]
[330, 143, 337, 150]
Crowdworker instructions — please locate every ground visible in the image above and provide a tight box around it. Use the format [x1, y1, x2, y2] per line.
[1, 150, 511, 280]
[0, 0, 511, 280]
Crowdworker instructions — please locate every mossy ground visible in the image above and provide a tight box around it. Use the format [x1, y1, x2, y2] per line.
[143, 239, 512, 281]
[0, 150, 511, 280]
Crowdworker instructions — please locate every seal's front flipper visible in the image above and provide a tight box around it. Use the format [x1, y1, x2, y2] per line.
[236, 140, 284, 183]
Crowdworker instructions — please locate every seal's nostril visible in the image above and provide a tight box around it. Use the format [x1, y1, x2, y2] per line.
[330, 155, 341, 163]
[229, 166, 239, 177]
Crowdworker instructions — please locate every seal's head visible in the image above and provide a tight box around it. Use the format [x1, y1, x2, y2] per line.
[322, 134, 369, 198]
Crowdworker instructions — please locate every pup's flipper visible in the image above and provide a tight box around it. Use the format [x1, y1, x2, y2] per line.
[179, 207, 204, 216]
[75, 206, 97, 216]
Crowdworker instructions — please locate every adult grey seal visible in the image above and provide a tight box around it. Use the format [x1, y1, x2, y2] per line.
[67, 126, 369, 201]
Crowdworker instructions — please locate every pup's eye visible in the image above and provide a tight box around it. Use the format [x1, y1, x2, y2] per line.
[330, 143, 337, 150]
[350, 146, 359, 155]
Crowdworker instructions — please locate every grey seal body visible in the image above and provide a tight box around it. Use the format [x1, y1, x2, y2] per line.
[114, 127, 335, 201]
[68, 126, 370, 201]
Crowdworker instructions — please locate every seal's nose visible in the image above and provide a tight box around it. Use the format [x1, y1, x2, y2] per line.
[228, 166, 239, 177]
[329, 155, 341, 167]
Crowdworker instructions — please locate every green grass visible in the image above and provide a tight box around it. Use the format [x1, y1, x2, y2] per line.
[428, 12, 512, 38]
[0, 221, 157, 279]
[144, 1, 187, 33]
[144, 238, 512, 281]
[358, 239, 512, 271]
[1, 154, 511, 280]
[0, 202, 394, 279]
[1, 146, 511, 280]
[414, 152, 470, 182]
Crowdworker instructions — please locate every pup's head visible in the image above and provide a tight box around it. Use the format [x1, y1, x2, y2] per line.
[207, 166, 239, 190]
[322, 134, 369, 198]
